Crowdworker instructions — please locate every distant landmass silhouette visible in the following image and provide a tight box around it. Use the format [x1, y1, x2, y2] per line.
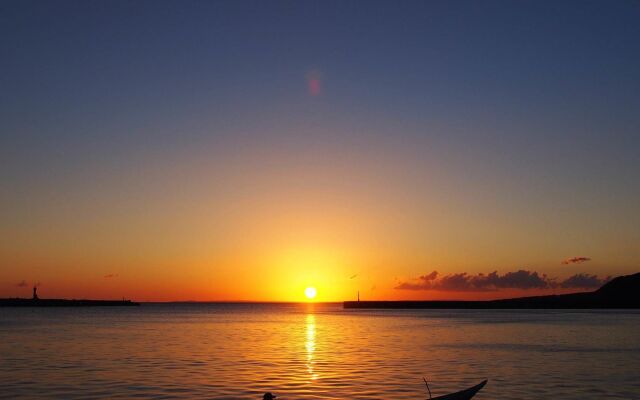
[0, 285, 139, 307]
[0, 298, 139, 307]
[345, 272, 640, 309]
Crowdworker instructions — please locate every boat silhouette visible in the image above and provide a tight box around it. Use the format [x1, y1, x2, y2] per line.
[426, 379, 487, 400]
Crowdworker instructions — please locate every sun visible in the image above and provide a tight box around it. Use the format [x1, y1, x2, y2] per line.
[304, 286, 317, 300]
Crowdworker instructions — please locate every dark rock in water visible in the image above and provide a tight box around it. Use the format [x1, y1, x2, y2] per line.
[345, 272, 640, 309]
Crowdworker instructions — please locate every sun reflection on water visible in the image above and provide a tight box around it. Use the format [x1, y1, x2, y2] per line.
[305, 314, 318, 382]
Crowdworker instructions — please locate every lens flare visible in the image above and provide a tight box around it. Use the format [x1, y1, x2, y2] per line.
[306, 69, 322, 96]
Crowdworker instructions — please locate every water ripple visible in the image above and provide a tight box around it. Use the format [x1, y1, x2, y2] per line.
[0, 304, 639, 399]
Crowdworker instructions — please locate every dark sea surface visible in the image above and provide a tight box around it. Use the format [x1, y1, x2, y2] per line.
[1, 303, 639, 399]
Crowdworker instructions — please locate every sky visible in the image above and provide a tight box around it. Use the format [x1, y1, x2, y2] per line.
[1, 0, 639, 301]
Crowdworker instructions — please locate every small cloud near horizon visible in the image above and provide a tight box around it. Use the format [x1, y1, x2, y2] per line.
[104, 274, 119, 279]
[395, 270, 610, 291]
[561, 256, 591, 265]
[349, 274, 358, 279]
[16, 280, 29, 287]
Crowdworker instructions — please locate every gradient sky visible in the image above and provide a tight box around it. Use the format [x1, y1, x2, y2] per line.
[1, 0, 639, 301]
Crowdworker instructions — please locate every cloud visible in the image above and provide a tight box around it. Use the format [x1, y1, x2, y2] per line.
[561, 257, 591, 265]
[560, 273, 610, 288]
[396, 270, 550, 291]
[16, 280, 29, 287]
[422, 271, 438, 281]
[104, 274, 119, 279]
[349, 274, 358, 279]
[396, 270, 609, 291]
[395, 271, 438, 290]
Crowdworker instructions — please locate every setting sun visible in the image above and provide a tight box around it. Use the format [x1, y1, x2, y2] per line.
[304, 287, 317, 300]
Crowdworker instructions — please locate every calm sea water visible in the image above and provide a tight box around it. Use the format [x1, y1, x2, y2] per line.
[1, 303, 639, 399]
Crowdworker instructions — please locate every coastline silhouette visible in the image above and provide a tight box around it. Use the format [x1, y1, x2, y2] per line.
[345, 272, 640, 309]
[0, 287, 139, 307]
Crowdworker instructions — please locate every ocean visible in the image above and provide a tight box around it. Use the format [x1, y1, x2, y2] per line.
[1, 303, 639, 399]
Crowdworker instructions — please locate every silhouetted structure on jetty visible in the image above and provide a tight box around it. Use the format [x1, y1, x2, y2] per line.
[0, 287, 139, 307]
[345, 272, 640, 309]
